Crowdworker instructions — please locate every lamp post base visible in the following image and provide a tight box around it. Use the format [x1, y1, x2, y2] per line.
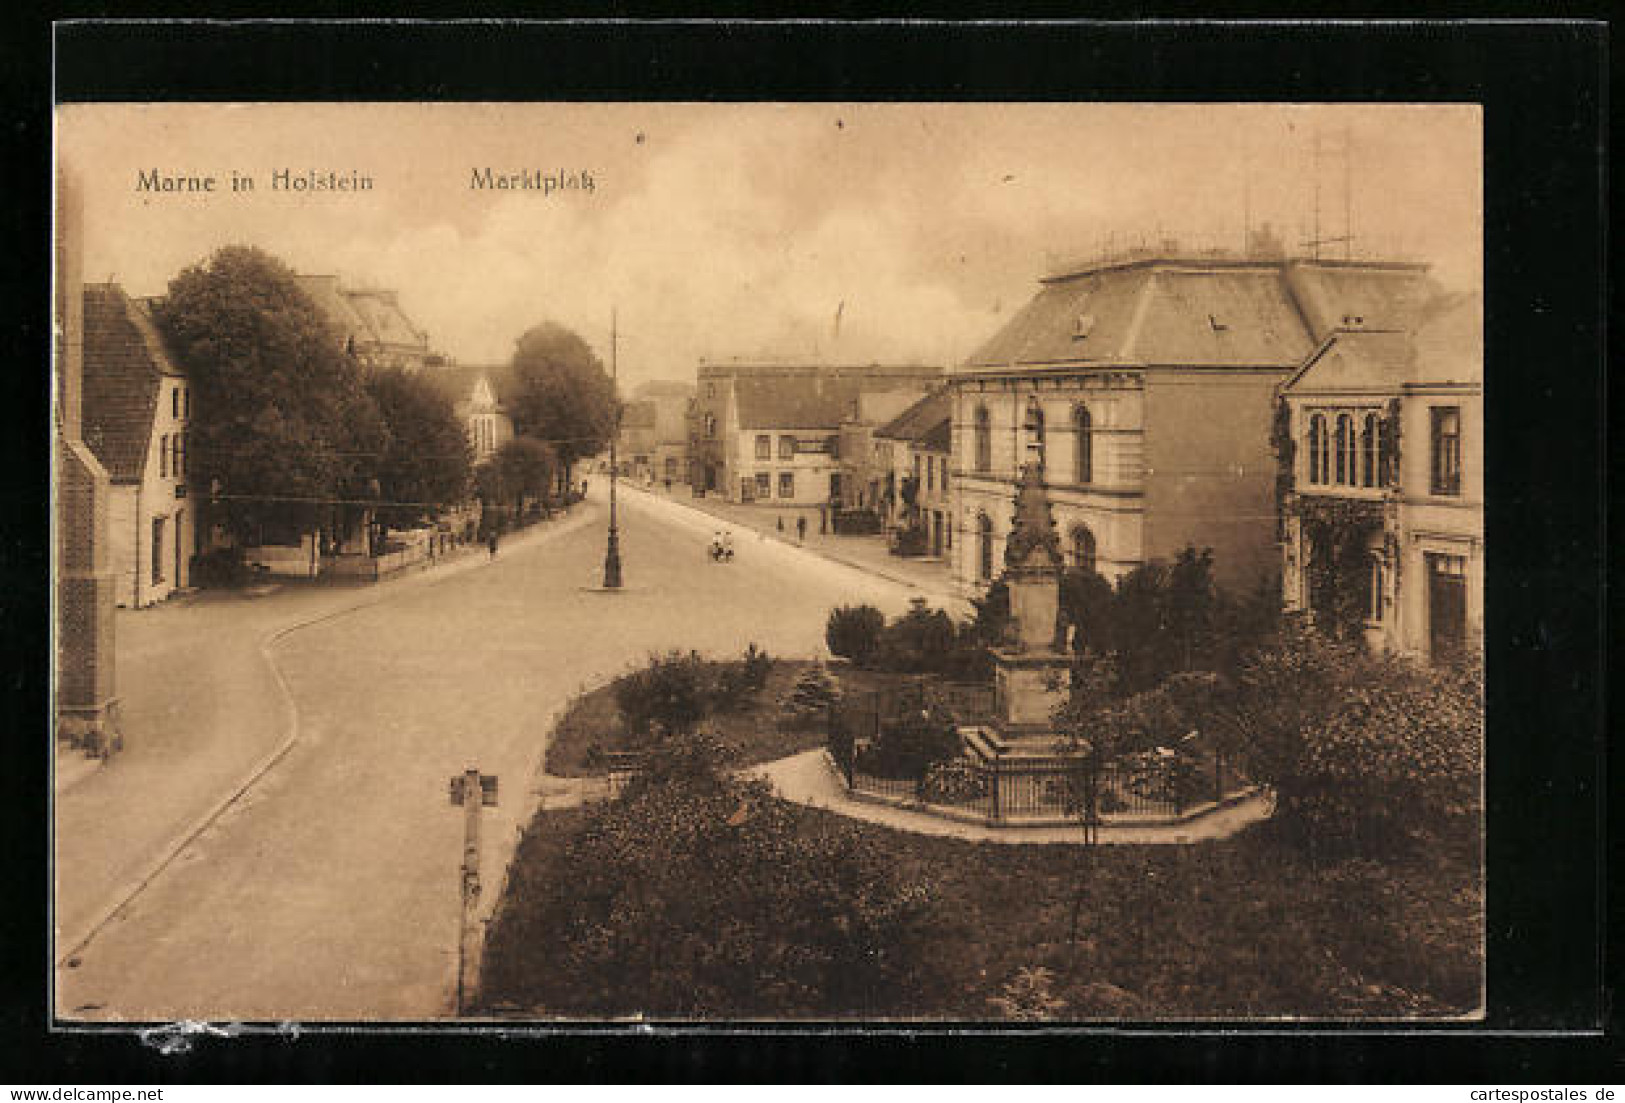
[602, 527, 623, 589]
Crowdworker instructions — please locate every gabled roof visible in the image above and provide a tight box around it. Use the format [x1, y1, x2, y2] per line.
[961, 257, 1434, 372]
[82, 283, 181, 484]
[734, 375, 862, 430]
[620, 400, 659, 430]
[296, 275, 428, 353]
[875, 388, 951, 446]
[1282, 292, 1481, 396]
[422, 364, 514, 411]
[633, 379, 695, 400]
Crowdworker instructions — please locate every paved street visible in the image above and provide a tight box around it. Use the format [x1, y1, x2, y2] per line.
[57, 488, 927, 1021]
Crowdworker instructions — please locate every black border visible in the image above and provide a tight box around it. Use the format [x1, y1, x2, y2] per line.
[4, 16, 1612, 1083]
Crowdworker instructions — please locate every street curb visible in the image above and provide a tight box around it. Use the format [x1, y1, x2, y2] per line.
[54, 506, 599, 974]
[620, 484, 967, 610]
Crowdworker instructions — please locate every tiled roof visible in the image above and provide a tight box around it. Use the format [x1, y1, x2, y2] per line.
[81, 283, 180, 484]
[734, 375, 863, 430]
[422, 364, 513, 410]
[1283, 292, 1480, 395]
[620, 400, 659, 429]
[296, 275, 428, 353]
[962, 258, 1434, 372]
[875, 388, 952, 445]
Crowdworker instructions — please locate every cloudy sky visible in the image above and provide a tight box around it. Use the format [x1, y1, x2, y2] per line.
[59, 102, 1479, 391]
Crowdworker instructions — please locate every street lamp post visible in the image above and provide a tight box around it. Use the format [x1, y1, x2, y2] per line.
[602, 308, 623, 589]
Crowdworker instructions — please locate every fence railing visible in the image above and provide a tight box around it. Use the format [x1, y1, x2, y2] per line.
[832, 722, 1250, 827]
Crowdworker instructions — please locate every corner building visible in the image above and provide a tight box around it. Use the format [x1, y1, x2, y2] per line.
[949, 251, 1437, 594]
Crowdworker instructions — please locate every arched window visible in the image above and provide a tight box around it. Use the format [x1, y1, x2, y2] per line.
[1073, 404, 1093, 484]
[973, 405, 991, 473]
[977, 513, 994, 581]
[1361, 412, 1380, 488]
[1023, 398, 1046, 468]
[1070, 524, 1096, 574]
[1308, 413, 1327, 484]
[1334, 413, 1354, 485]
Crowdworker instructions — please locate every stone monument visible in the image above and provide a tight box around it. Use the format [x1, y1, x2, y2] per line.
[963, 459, 1076, 757]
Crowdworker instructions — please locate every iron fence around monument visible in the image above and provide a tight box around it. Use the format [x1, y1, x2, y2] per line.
[829, 691, 1250, 827]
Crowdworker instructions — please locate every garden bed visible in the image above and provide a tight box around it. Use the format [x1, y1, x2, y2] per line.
[543, 661, 985, 777]
[479, 797, 1483, 1020]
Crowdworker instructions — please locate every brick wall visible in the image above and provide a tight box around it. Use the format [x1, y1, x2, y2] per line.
[56, 439, 118, 740]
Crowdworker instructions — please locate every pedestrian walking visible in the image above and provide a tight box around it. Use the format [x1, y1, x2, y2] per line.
[777, 516, 785, 534]
[487, 531, 499, 559]
[796, 515, 807, 543]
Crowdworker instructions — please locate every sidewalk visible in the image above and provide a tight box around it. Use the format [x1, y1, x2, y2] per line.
[752, 750, 1273, 845]
[53, 504, 597, 963]
[624, 481, 967, 612]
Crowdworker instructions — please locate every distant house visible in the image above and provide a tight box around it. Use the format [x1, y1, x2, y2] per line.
[1278, 292, 1482, 662]
[424, 364, 515, 466]
[617, 400, 660, 479]
[631, 379, 695, 484]
[296, 274, 433, 373]
[81, 283, 194, 608]
[949, 249, 1438, 592]
[688, 361, 942, 508]
[873, 388, 954, 557]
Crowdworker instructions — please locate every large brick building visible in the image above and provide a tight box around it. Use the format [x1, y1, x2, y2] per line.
[949, 249, 1438, 594]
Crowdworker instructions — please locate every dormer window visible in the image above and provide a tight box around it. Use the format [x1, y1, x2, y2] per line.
[1208, 313, 1228, 332]
[1072, 313, 1095, 340]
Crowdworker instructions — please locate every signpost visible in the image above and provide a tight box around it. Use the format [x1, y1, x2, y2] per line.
[448, 767, 498, 1015]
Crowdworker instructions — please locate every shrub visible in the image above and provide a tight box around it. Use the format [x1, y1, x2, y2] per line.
[826, 604, 885, 666]
[483, 731, 940, 1017]
[856, 704, 961, 780]
[920, 759, 988, 805]
[191, 546, 250, 588]
[891, 525, 929, 557]
[782, 664, 842, 729]
[988, 966, 1068, 1022]
[740, 642, 774, 692]
[614, 650, 710, 740]
[832, 508, 881, 535]
[1213, 627, 1483, 855]
[876, 597, 958, 674]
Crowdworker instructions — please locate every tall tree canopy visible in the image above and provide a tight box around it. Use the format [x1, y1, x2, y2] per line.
[366, 367, 473, 527]
[155, 245, 385, 542]
[506, 322, 618, 487]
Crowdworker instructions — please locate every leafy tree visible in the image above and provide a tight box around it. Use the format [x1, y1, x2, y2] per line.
[825, 604, 885, 665]
[492, 435, 558, 517]
[481, 730, 940, 1017]
[614, 650, 710, 740]
[507, 323, 617, 492]
[875, 597, 958, 673]
[1058, 567, 1114, 655]
[781, 662, 842, 729]
[365, 367, 472, 528]
[1156, 625, 1483, 856]
[155, 246, 386, 544]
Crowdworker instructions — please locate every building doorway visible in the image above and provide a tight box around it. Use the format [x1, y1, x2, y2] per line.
[1426, 552, 1468, 662]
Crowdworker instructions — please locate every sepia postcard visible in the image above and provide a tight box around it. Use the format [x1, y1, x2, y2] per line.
[51, 101, 1486, 1026]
